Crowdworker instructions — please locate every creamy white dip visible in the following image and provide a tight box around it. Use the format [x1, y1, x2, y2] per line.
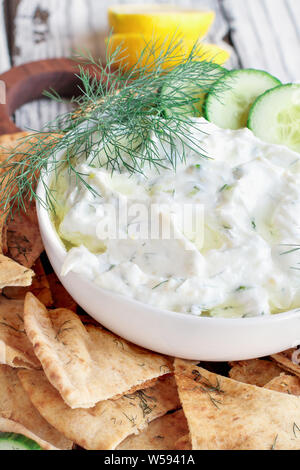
[55, 118, 300, 318]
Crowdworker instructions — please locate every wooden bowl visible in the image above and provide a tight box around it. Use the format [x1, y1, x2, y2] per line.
[0, 58, 86, 135]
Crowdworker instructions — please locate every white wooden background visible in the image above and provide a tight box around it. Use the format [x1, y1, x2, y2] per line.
[0, 0, 299, 131]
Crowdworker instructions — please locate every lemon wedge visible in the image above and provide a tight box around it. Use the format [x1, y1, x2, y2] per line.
[108, 4, 215, 39]
[106, 34, 230, 70]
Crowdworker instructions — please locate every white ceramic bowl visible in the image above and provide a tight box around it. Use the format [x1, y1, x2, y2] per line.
[36, 179, 300, 361]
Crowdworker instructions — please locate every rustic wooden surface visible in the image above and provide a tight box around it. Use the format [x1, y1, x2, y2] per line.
[0, 0, 299, 131]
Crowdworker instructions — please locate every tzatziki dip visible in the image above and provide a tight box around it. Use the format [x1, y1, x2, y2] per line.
[54, 118, 300, 318]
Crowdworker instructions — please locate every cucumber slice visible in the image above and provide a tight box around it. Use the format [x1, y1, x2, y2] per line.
[0, 432, 42, 450]
[160, 63, 227, 118]
[204, 69, 281, 129]
[248, 84, 300, 153]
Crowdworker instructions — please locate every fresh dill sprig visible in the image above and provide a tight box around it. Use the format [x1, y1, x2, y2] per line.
[0, 35, 226, 219]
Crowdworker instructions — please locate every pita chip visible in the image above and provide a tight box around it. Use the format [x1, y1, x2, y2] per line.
[0, 133, 29, 164]
[3, 258, 53, 307]
[0, 295, 40, 369]
[174, 434, 192, 450]
[24, 292, 172, 408]
[117, 409, 188, 450]
[18, 370, 180, 450]
[265, 374, 300, 396]
[0, 254, 34, 289]
[0, 132, 30, 254]
[229, 359, 282, 387]
[0, 133, 47, 268]
[5, 200, 44, 268]
[0, 365, 72, 449]
[175, 358, 300, 450]
[271, 348, 300, 378]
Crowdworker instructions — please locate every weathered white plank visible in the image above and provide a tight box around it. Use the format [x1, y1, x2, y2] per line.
[223, 0, 300, 82]
[0, 0, 11, 73]
[11, 0, 111, 130]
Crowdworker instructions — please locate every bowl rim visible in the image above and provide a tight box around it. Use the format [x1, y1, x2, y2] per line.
[36, 169, 300, 327]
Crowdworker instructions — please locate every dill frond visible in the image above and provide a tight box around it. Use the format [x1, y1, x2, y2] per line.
[0, 35, 227, 219]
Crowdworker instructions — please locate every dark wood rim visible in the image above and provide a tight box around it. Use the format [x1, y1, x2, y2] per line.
[0, 58, 84, 135]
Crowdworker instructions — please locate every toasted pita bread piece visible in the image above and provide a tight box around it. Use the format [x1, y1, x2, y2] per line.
[47, 272, 77, 312]
[265, 374, 300, 396]
[228, 359, 282, 387]
[0, 254, 34, 289]
[0, 133, 30, 164]
[0, 132, 56, 267]
[174, 434, 192, 450]
[0, 295, 40, 369]
[24, 293, 172, 408]
[0, 132, 31, 254]
[174, 358, 300, 450]
[0, 365, 72, 449]
[5, 200, 43, 268]
[117, 409, 188, 450]
[0, 417, 60, 450]
[271, 349, 300, 378]
[3, 258, 53, 307]
[19, 370, 180, 450]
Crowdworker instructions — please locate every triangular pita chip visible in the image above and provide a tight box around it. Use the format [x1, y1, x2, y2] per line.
[0, 254, 34, 289]
[271, 349, 300, 378]
[0, 133, 50, 268]
[117, 409, 188, 450]
[265, 374, 300, 396]
[229, 359, 282, 386]
[18, 370, 180, 450]
[24, 293, 172, 408]
[3, 258, 53, 307]
[175, 358, 300, 450]
[0, 295, 40, 369]
[5, 200, 43, 268]
[0, 132, 31, 254]
[0, 133, 30, 165]
[0, 365, 72, 449]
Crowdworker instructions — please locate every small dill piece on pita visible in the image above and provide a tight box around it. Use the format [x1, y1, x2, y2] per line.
[54, 320, 73, 340]
[0, 35, 226, 220]
[0, 321, 25, 334]
[122, 412, 137, 427]
[136, 390, 157, 418]
[124, 389, 157, 419]
[192, 368, 224, 409]
[293, 422, 300, 438]
[270, 434, 278, 450]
